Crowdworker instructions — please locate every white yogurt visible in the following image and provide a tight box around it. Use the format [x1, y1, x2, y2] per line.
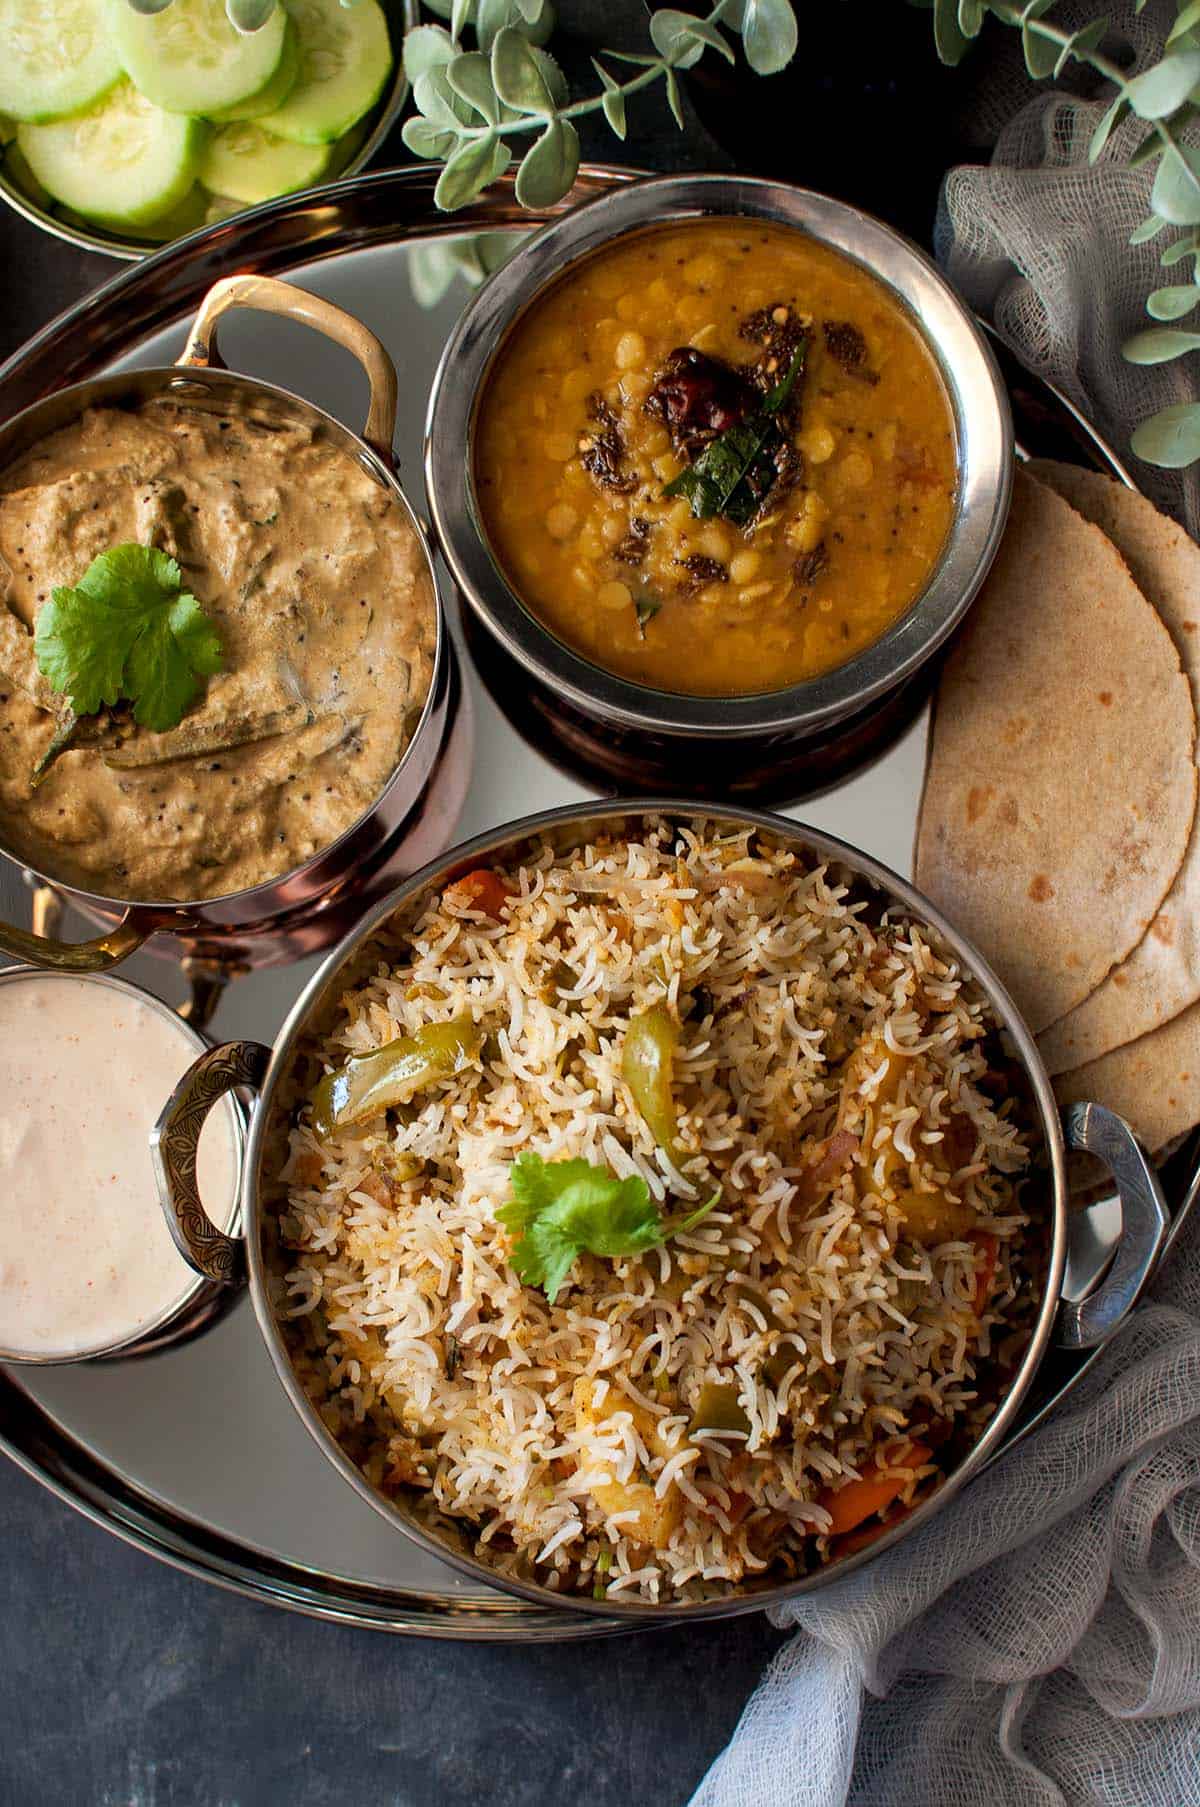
[0, 971, 240, 1360]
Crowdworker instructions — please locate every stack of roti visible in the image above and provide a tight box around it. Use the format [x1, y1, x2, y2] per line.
[916, 462, 1200, 1155]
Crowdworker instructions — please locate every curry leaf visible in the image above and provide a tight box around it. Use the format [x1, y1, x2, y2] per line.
[1129, 213, 1167, 244]
[414, 66, 476, 130]
[513, 115, 579, 206]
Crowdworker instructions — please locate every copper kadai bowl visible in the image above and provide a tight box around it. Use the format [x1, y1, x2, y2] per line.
[152, 801, 1169, 1626]
[0, 274, 461, 976]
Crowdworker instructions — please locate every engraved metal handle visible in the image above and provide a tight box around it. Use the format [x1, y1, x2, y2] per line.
[0, 876, 149, 971]
[178, 274, 399, 461]
[1056, 1102, 1169, 1350]
[151, 1039, 271, 1287]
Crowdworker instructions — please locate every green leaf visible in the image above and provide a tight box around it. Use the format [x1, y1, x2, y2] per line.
[513, 114, 578, 205]
[401, 116, 459, 159]
[475, 0, 514, 52]
[447, 50, 500, 120]
[408, 240, 462, 307]
[957, 0, 984, 37]
[1125, 50, 1200, 119]
[1130, 399, 1200, 465]
[1055, 16, 1106, 75]
[530, 44, 568, 105]
[226, 0, 276, 31]
[1161, 232, 1200, 265]
[434, 131, 500, 209]
[1089, 93, 1126, 163]
[603, 48, 660, 66]
[592, 59, 627, 137]
[740, 0, 798, 74]
[663, 337, 807, 524]
[665, 64, 685, 127]
[414, 66, 477, 130]
[450, 0, 473, 39]
[650, 8, 732, 66]
[933, 0, 970, 64]
[1130, 213, 1167, 243]
[491, 24, 555, 111]
[403, 23, 457, 80]
[1168, 0, 1200, 45]
[496, 1154, 666, 1302]
[34, 544, 223, 732]
[1021, 18, 1060, 77]
[1123, 324, 1200, 362]
[1152, 141, 1200, 224]
[1147, 281, 1200, 319]
[1129, 130, 1165, 170]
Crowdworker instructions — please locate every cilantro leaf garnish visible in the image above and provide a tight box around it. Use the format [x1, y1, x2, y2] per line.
[34, 544, 224, 735]
[662, 338, 808, 527]
[496, 1153, 720, 1303]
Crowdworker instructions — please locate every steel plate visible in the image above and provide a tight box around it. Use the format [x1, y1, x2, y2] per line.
[0, 164, 1193, 1639]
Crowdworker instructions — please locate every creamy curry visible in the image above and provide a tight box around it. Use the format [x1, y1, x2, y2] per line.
[0, 402, 435, 902]
[475, 220, 958, 696]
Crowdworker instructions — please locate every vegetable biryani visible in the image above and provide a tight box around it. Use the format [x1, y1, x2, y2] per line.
[273, 820, 1036, 1604]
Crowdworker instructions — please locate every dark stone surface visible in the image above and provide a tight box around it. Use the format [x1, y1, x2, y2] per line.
[0, 16, 790, 1807]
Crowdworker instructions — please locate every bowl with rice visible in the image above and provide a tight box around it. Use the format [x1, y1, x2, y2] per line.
[152, 803, 1169, 1619]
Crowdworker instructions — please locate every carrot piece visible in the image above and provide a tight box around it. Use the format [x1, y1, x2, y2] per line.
[971, 1232, 999, 1317]
[446, 869, 513, 917]
[834, 1500, 916, 1557]
[816, 1440, 932, 1538]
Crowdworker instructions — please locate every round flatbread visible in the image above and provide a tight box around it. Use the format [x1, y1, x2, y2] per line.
[1029, 462, 1200, 1074]
[915, 466, 1197, 1034]
[1054, 998, 1200, 1156]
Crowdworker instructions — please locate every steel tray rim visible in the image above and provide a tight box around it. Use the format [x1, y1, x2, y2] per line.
[0, 162, 1179, 1640]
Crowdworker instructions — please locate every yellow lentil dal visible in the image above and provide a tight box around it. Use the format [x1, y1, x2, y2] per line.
[474, 220, 958, 697]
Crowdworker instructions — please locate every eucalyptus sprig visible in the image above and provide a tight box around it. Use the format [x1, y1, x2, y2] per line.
[927, 0, 1200, 470]
[401, 0, 797, 214]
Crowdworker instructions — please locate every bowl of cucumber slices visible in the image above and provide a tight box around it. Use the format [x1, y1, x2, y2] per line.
[0, 0, 412, 259]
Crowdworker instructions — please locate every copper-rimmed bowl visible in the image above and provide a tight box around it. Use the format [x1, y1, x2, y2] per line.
[0, 272, 460, 976]
[152, 800, 1168, 1624]
[425, 173, 1013, 800]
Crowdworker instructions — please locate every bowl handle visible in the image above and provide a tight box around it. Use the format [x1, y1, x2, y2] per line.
[1056, 1101, 1170, 1351]
[151, 1039, 272, 1288]
[0, 879, 148, 971]
[177, 274, 400, 463]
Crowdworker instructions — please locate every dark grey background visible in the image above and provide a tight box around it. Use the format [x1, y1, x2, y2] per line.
[0, 19, 803, 1807]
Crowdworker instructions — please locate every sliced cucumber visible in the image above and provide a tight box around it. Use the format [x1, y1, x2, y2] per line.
[197, 119, 328, 203]
[18, 81, 203, 228]
[207, 16, 299, 121]
[0, 0, 121, 125]
[106, 0, 287, 116]
[260, 0, 391, 146]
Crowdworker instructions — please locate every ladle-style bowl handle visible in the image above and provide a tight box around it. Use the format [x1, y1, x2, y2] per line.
[178, 274, 399, 462]
[0, 885, 148, 972]
[151, 1038, 272, 1287]
[1057, 1101, 1169, 1351]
